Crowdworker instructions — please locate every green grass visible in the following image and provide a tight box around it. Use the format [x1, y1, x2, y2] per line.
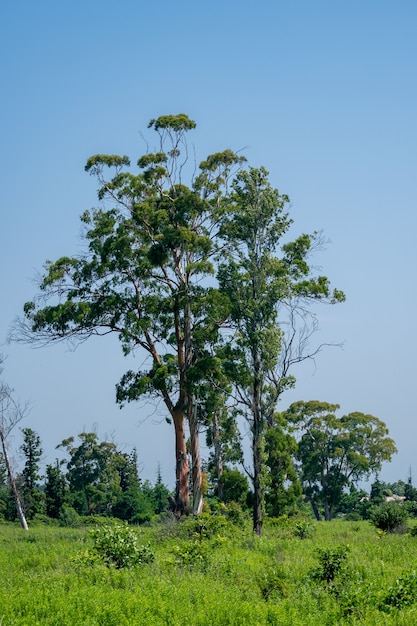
[2, 518, 417, 624]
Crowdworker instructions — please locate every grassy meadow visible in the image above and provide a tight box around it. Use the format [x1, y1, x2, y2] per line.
[2, 515, 417, 625]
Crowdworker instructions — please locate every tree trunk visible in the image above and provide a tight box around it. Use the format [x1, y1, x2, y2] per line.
[172, 408, 190, 516]
[0, 429, 28, 530]
[253, 425, 263, 536]
[188, 399, 203, 515]
[211, 412, 224, 501]
[311, 500, 322, 521]
[252, 344, 263, 536]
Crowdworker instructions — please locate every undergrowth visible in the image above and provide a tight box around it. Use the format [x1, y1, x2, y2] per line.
[1, 517, 417, 624]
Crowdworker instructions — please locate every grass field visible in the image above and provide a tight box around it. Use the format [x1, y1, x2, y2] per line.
[1, 516, 417, 625]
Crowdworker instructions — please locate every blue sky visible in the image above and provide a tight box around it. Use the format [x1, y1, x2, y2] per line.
[1, 1, 416, 488]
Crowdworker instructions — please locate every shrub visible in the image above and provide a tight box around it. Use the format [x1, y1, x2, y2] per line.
[370, 502, 408, 533]
[311, 545, 349, 584]
[59, 506, 82, 528]
[179, 512, 229, 540]
[293, 519, 315, 539]
[89, 522, 155, 569]
[257, 567, 287, 600]
[380, 570, 417, 610]
[171, 541, 209, 570]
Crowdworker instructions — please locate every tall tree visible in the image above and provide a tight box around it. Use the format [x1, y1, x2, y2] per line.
[20, 427, 44, 518]
[217, 168, 345, 535]
[284, 400, 397, 520]
[16, 114, 244, 516]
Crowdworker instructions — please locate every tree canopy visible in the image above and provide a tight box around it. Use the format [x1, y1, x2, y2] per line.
[283, 400, 398, 520]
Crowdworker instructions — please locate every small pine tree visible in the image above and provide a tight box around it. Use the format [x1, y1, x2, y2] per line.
[20, 428, 44, 518]
[45, 461, 67, 518]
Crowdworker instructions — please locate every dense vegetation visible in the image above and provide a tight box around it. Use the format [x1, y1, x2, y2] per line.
[2, 514, 417, 625]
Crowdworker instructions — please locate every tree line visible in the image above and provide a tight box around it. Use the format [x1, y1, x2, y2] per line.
[8, 114, 396, 534]
[0, 398, 398, 527]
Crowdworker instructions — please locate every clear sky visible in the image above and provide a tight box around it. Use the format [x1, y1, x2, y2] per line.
[1, 1, 416, 488]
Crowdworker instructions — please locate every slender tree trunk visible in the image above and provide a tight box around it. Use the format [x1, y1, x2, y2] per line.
[211, 412, 224, 501]
[252, 343, 264, 536]
[0, 429, 28, 530]
[188, 399, 203, 515]
[172, 408, 190, 516]
[253, 425, 263, 536]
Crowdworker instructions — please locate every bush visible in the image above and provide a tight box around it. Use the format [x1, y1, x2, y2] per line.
[293, 519, 315, 539]
[89, 522, 155, 569]
[59, 506, 82, 528]
[179, 512, 229, 540]
[311, 545, 349, 584]
[370, 502, 408, 533]
[380, 570, 417, 610]
[257, 567, 287, 600]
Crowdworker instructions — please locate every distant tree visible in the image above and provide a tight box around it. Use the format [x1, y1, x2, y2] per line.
[218, 466, 249, 506]
[205, 403, 243, 501]
[45, 460, 67, 518]
[404, 471, 417, 502]
[57, 432, 119, 515]
[20, 427, 44, 518]
[335, 484, 368, 516]
[0, 357, 29, 530]
[0, 451, 7, 519]
[285, 401, 397, 520]
[152, 465, 172, 514]
[369, 479, 386, 506]
[387, 480, 407, 497]
[265, 414, 301, 517]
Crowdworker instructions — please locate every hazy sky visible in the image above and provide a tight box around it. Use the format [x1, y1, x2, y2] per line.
[1, 1, 416, 488]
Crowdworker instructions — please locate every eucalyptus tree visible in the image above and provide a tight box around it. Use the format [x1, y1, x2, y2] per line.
[16, 114, 244, 515]
[217, 168, 345, 535]
[284, 400, 398, 520]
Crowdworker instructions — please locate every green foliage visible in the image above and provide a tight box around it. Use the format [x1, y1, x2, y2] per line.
[218, 466, 249, 506]
[257, 566, 287, 600]
[293, 519, 315, 539]
[171, 541, 209, 570]
[380, 570, 417, 610]
[58, 505, 82, 528]
[89, 522, 155, 569]
[20, 427, 45, 519]
[311, 545, 349, 583]
[284, 401, 397, 520]
[3, 520, 417, 623]
[179, 511, 229, 540]
[370, 501, 408, 533]
[45, 460, 67, 518]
